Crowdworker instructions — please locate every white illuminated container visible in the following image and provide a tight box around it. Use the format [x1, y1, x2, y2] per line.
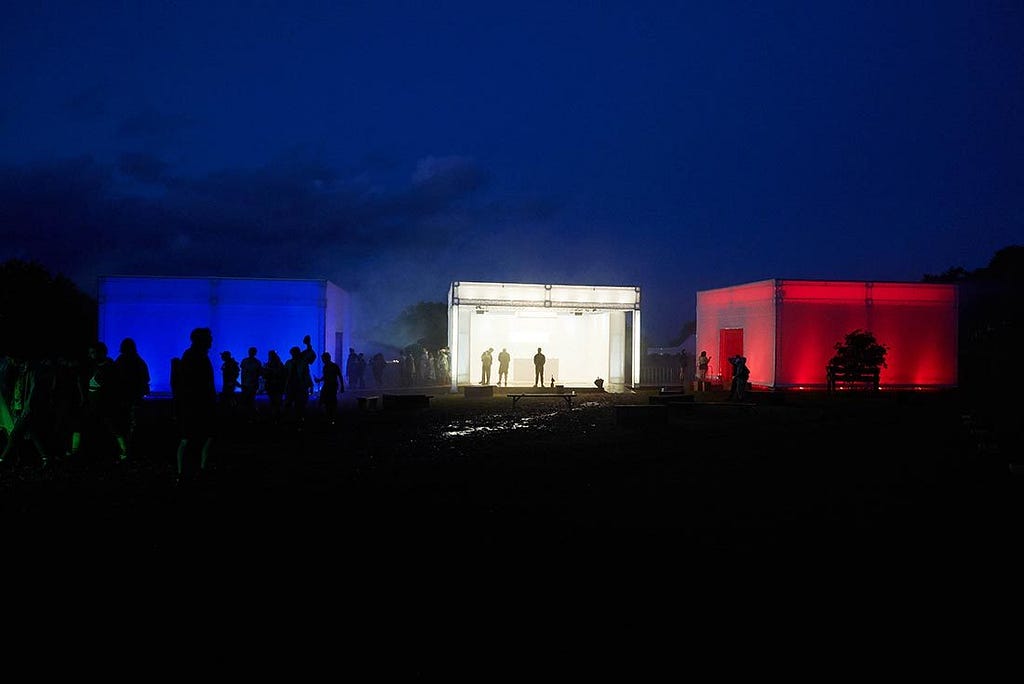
[447, 281, 642, 392]
[98, 276, 351, 394]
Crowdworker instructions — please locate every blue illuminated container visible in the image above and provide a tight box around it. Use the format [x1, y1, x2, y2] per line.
[98, 276, 351, 394]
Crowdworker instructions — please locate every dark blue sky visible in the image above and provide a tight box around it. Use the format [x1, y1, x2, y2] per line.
[2, 1, 1022, 343]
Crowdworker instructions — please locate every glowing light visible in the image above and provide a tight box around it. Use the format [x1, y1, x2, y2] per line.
[448, 281, 639, 390]
[697, 279, 957, 390]
[99, 276, 350, 394]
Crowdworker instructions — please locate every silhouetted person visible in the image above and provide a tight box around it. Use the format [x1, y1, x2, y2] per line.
[346, 348, 359, 389]
[220, 351, 240, 408]
[239, 347, 262, 416]
[371, 352, 386, 387]
[264, 350, 286, 421]
[480, 348, 493, 385]
[402, 349, 415, 386]
[533, 348, 546, 387]
[0, 356, 13, 439]
[84, 341, 119, 461]
[697, 351, 710, 392]
[420, 348, 434, 384]
[0, 358, 53, 468]
[52, 355, 85, 458]
[356, 353, 367, 389]
[301, 335, 317, 365]
[438, 347, 451, 385]
[497, 348, 511, 387]
[113, 337, 150, 461]
[315, 352, 344, 423]
[301, 335, 317, 393]
[173, 328, 215, 483]
[728, 355, 750, 401]
[284, 346, 312, 423]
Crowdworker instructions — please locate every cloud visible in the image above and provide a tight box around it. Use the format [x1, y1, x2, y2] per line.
[64, 86, 109, 121]
[412, 155, 486, 192]
[0, 153, 557, 335]
[119, 152, 170, 184]
[118, 107, 195, 140]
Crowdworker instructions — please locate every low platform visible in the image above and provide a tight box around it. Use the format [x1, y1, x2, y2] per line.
[357, 395, 381, 411]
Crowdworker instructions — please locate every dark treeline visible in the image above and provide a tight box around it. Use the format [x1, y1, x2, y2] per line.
[923, 245, 1024, 400]
[0, 260, 96, 361]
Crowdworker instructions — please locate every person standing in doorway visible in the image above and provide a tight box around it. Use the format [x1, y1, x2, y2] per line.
[533, 348, 546, 387]
[497, 348, 511, 387]
[480, 347, 493, 385]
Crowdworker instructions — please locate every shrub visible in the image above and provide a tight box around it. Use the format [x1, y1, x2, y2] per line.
[829, 329, 888, 372]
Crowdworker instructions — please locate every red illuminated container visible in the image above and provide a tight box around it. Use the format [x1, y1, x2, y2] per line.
[695, 280, 958, 389]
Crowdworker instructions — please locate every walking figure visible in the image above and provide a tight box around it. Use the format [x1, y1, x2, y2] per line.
[173, 328, 216, 483]
[315, 351, 344, 424]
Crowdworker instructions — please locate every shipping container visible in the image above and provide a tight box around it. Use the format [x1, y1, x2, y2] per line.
[695, 279, 957, 389]
[98, 276, 351, 394]
[448, 281, 642, 391]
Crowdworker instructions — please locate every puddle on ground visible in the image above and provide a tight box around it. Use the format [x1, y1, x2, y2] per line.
[440, 409, 563, 438]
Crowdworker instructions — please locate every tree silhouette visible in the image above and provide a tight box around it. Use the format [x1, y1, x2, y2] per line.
[829, 329, 888, 373]
[0, 259, 97, 360]
[923, 244, 1023, 396]
[388, 301, 447, 350]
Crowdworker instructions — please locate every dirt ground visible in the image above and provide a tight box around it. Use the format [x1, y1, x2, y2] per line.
[1, 386, 1013, 570]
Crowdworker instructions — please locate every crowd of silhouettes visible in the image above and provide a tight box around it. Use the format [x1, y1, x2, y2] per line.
[0, 338, 151, 472]
[1, 331, 461, 483]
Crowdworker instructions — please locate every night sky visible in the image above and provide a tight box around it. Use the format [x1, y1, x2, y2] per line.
[2, 1, 1022, 344]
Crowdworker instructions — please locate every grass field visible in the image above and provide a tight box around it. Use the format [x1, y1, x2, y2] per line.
[1, 386, 1014, 571]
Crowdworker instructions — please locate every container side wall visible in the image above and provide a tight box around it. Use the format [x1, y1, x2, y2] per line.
[867, 284, 957, 387]
[99, 277, 327, 393]
[324, 282, 351, 375]
[99, 277, 214, 394]
[776, 281, 958, 388]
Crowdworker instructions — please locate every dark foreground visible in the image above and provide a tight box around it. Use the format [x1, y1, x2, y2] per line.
[1, 388, 1016, 571]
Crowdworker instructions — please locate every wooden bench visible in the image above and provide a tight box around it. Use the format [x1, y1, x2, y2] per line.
[826, 365, 880, 393]
[508, 391, 576, 408]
